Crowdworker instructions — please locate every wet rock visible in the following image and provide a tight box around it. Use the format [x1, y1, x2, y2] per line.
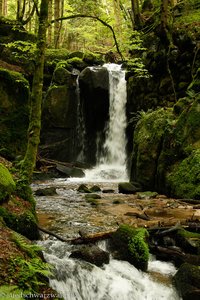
[70, 167, 85, 178]
[70, 244, 110, 267]
[118, 182, 141, 194]
[90, 185, 101, 192]
[35, 187, 57, 196]
[174, 263, 200, 300]
[77, 184, 91, 193]
[102, 189, 115, 193]
[175, 228, 200, 255]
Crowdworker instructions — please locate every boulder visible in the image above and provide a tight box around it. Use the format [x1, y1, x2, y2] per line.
[110, 224, 149, 271]
[70, 244, 109, 267]
[174, 263, 200, 300]
[118, 182, 141, 194]
[0, 164, 15, 202]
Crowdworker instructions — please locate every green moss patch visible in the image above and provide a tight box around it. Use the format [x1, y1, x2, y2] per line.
[112, 224, 149, 271]
[0, 163, 15, 202]
[167, 149, 200, 199]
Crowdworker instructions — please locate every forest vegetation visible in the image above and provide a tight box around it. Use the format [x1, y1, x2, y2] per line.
[0, 0, 200, 298]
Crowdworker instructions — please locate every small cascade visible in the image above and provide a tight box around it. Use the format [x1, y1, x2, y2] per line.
[84, 64, 128, 181]
[38, 240, 180, 300]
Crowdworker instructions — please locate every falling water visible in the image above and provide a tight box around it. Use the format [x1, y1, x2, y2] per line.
[84, 64, 128, 181]
[38, 240, 180, 300]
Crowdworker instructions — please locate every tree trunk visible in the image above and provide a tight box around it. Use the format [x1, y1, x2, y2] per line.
[21, 0, 49, 181]
[54, 0, 60, 48]
[47, 0, 52, 45]
[131, 0, 143, 29]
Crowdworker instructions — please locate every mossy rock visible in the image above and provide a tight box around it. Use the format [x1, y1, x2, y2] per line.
[0, 163, 15, 202]
[77, 184, 91, 193]
[90, 185, 101, 192]
[130, 108, 175, 190]
[166, 149, 200, 199]
[0, 68, 29, 158]
[0, 207, 39, 240]
[175, 228, 200, 255]
[52, 66, 74, 85]
[66, 57, 87, 70]
[111, 224, 149, 271]
[174, 263, 200, 300]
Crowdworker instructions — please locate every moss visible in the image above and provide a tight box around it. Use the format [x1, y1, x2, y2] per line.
[85, 193, 101, 200]
[174, 263, 200, 300]
[0, 68, 30, 158]
[66, 57, 87, 70]
[131, 108, 174, 189]
[0, 207, 39, 240]
[0, 164, 15, 202]
[112, 224, 149, 271]
[167, 149, 200, 199]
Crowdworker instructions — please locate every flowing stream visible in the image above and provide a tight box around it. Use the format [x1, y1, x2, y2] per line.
[35, 64, 181, 299]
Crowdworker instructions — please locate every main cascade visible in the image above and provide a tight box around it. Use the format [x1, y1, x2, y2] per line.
[85, 63, 128, 181]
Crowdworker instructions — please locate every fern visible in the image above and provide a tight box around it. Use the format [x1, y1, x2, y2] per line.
[11, 232, 43, 258]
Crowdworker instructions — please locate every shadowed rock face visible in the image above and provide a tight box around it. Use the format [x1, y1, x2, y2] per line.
[79, 66, 110, 165]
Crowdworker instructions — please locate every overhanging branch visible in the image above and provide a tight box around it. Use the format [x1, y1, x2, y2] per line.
[50, 14, 124, 61]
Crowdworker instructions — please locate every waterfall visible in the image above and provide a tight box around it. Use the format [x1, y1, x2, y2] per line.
[99, 64, 127, 166]
[84, 64, 128, 181]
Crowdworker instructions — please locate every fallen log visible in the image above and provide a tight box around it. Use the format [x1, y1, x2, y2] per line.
[177, 199, 200, 205]
[38, 225, 116, 244]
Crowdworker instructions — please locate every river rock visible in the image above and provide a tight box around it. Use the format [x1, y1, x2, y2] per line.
[70, 244, 110, 267]
[77, 184, 91, 193]
[90, 185, 101, 192]
[174, 263, 200, 300]
[118, 182, 141, 194]
[35, 187, 57, 196]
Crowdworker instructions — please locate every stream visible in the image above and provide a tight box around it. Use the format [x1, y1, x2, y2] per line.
[34, 63, 181, 299]
[34, 179, 181, 300]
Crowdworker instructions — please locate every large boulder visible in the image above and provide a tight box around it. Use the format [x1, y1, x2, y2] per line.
[118, 182, 141, 194]
[174, 263, 200, 300]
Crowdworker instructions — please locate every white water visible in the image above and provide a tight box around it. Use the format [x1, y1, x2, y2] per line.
[83, 64, 128, 182]
[38, 240, 180, 300]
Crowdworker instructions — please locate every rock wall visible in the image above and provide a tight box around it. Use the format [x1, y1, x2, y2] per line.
[130, 94, 200, 199]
